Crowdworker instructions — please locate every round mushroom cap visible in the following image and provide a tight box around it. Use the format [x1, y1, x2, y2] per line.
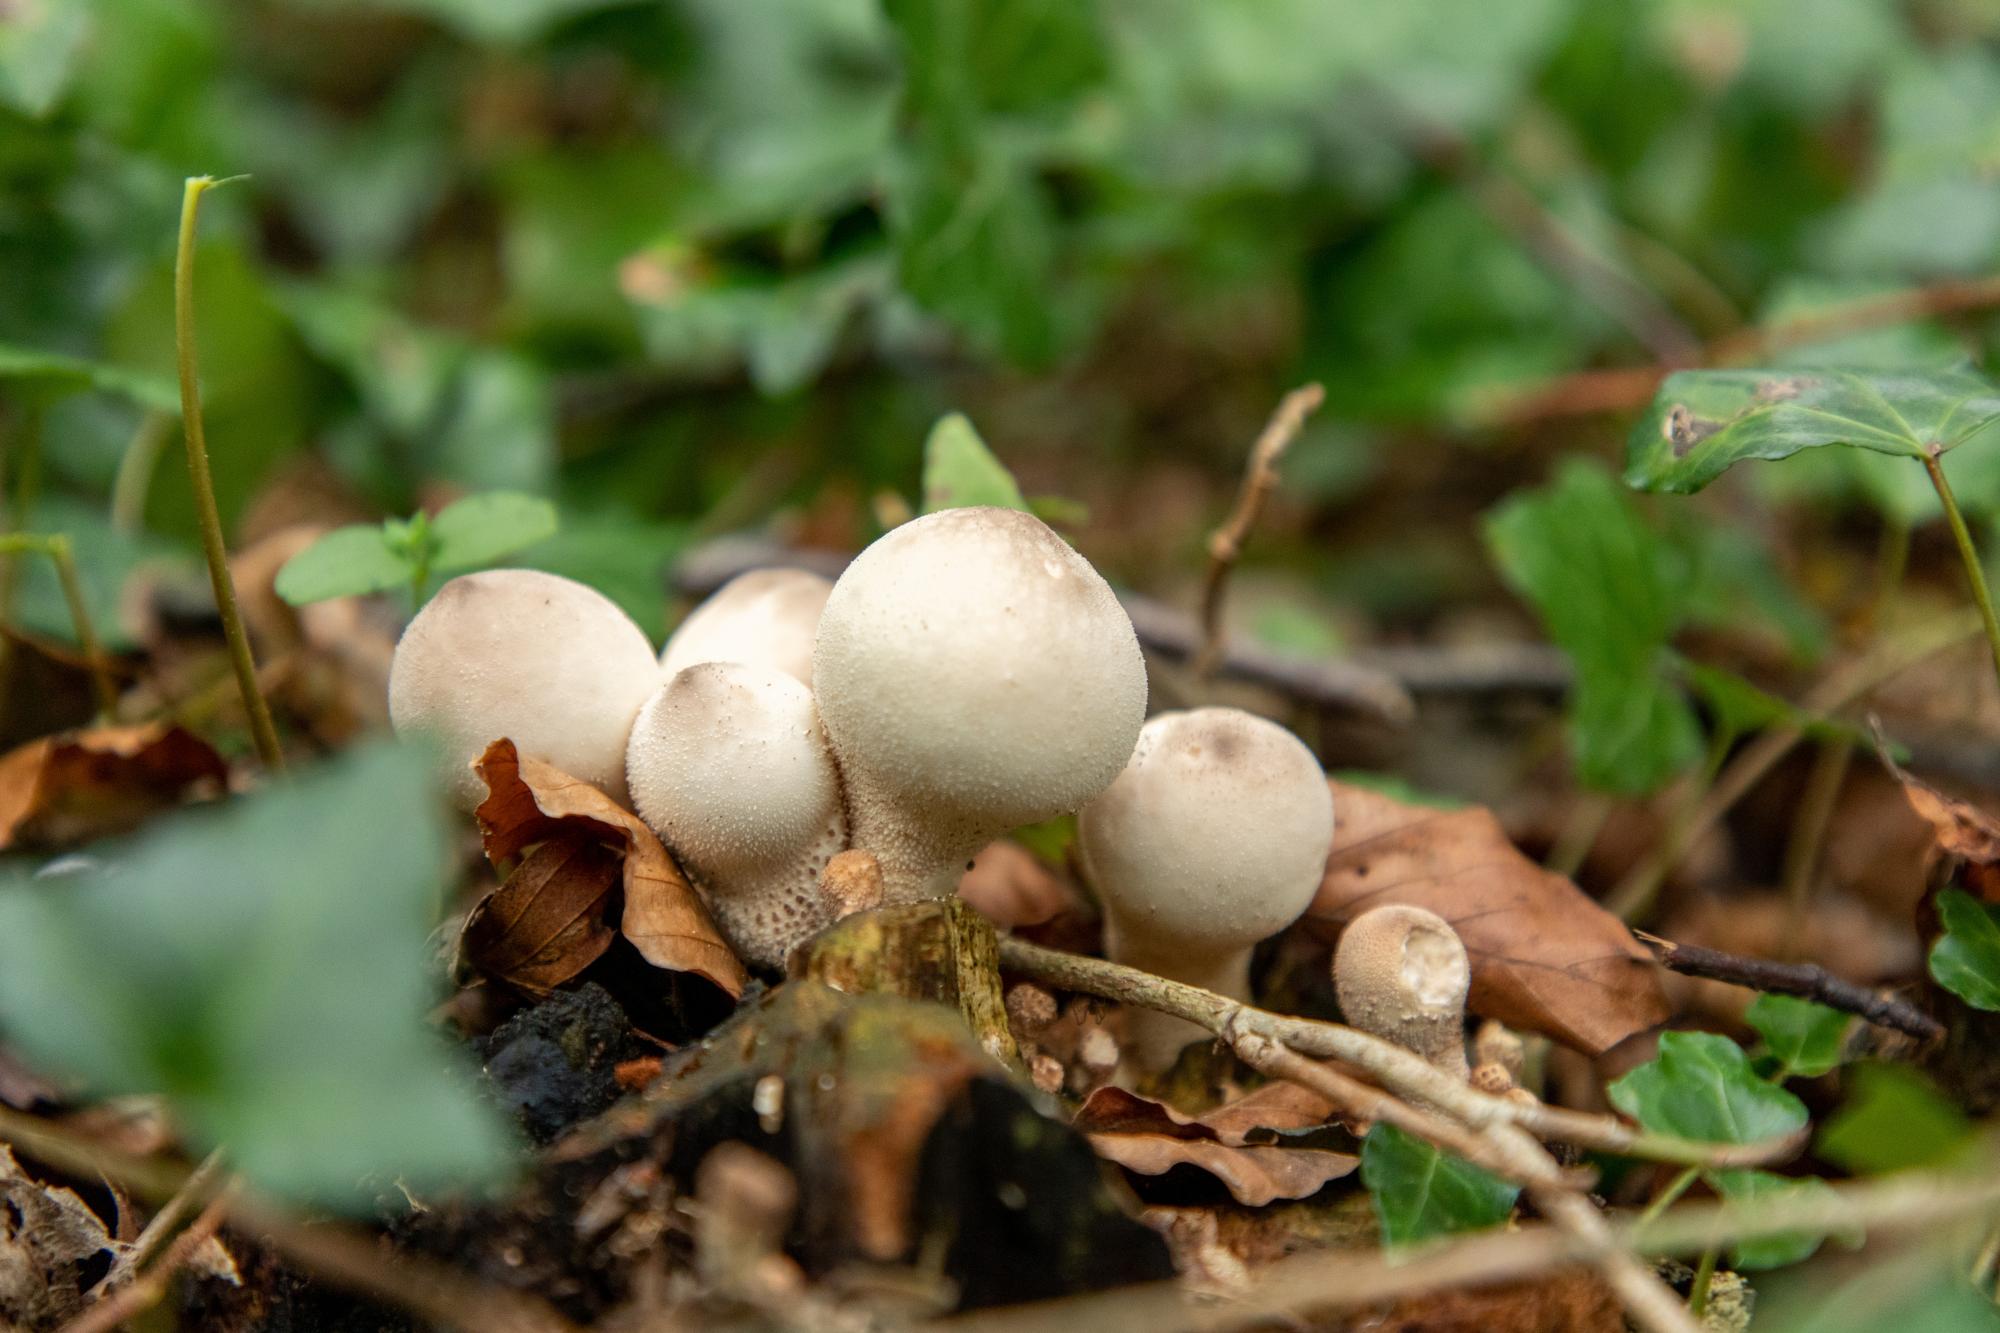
[660, 568, 833, 686]
[1080, 707, 1333, 954]
[625, 661, 845, 879]
[812, 507, 1147, 830]
[389, 569, 659, 807]
[1332, 904, 1469, 1073]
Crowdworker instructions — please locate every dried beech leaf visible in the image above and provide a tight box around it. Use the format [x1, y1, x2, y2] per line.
[1, 1143, 123, 1326]
[956, 840, 1082, 929]
[0, 723, 226, 851]
[1306, 780, 1668, 1055]
[461, 835, 621, 992]
[472, 739, 747, 998]
[1882, 751, 2000, 902]
[1074, 1084, 1359, 1207]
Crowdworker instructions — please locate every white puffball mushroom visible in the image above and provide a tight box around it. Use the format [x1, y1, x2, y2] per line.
[1078, 707, 1335, 1074]
[812, 506, 1147, 903]
[389, 569, 660, 808]
[625, 661, 848, 968]
[1333, 905, 1471, 1080]
[660, 568, 833, 686]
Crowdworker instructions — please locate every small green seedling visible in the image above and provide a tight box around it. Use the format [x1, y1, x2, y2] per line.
[275, 491, 557, 609]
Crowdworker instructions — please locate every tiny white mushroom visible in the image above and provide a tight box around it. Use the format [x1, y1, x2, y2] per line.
[1333, 904, 1471, 1080]
[812, 507, 1147, 903]
[660, 568, 834, 686]
[389, 569, 660, 807]
[1078, 707, 1334, 1074]
[625, 661, 848, 967]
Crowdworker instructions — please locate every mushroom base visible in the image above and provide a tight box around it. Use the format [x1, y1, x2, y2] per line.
[1102, 936, 1255, 1076]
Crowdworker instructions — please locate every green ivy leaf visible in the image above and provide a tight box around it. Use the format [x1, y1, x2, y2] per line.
[1626, 367, 2000, 495]
[1359, 1122, 1519, 1246]
[1929, 887, 2000, 1011]
[1818, 1064, 1975, 1175]
[1708, 1169, 1845, 1270]
[0, 744, 517, 1206]
[0, 344, 178, 413]
[1483, 459, 1701, 794]
[1746, 994, 1851, 1079]
[1608, 1032, 1808, 1144]
[430, 492, 559, 574]
[274, 525, 418, 606]
[921, 413, 1031, 513]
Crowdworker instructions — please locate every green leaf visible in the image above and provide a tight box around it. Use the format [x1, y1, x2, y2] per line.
[1626, 367, 2000, 495]
[1707, 1169, 1845, 1270]
[1360, 1122, 1519, 1246]
[1483, 459, 1701, 794]
[0, 0, 89, 117]
[921, 413, 1030, 514]
[430, 492, 560, 574]
[1746, 994, 1851, 1079]
[0, 744, 517, 1206]
[1682, 664, 1865, 747]
[1608, 1032, 1809, 1144]
[1818, 1064, 1975, 1175]
[0, 344, 178, 413]
[274, 525, 416, 606]
[6, 497, 185, 652]
[359, 0, 632, 45]
[1929, 887, 2000, 1011]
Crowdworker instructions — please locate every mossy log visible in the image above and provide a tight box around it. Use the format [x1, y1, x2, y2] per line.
[789, 896, 1020, 1070]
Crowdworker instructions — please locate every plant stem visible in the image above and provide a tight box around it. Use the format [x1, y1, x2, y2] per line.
[1547, 790, 1615, 878]
[1686, 1245, 1718, 1314]
[0, 533, 119, 719]
[174, 175, 284, 773]
[109, 410, 172, 536]
[1921, 445, 2000, 695]
[1638, 1166, 1701, 1229]
[1607, 725, 1734, 923]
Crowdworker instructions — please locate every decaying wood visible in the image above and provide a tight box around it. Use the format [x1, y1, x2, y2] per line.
[791, 897, 1020, 1069]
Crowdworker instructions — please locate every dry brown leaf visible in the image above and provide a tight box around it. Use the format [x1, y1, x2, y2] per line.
[1305, 780, 1669, 1055]
[1882, 751, 2000, 901]
[461, 835, 621, 992]
[0, 723, 227, 852]
[1073, 1084, 1359, 1207]
[1, 1143, 123, 1326]
[473, 738, 747, 998]
[956, 840, 1082, 929]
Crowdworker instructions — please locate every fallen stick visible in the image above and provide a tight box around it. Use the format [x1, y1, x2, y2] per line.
[1638, 932, 1942, 1042]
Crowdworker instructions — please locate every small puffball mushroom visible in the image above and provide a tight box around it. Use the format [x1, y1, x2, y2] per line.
[1078, 707, 1334, 1074]
[1333, 905, 1471, 1080]
[660, 568, 834, 686]
[389, 569, 660, 807]
[625, 661, 847, 967]
[812, 507, 1147, 903]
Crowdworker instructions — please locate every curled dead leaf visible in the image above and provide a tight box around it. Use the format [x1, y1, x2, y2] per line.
[1306, 780, 1669, 1055]
[461, 836, 621, 992]
[1074, 1084, 1359, 1207]
[1880, 746, 2000, 902]
[1, 1143, 123, 1326]
[0, 723, 227, 852]
[956, 840, 1082, 930]
[473, 738, 747, 999]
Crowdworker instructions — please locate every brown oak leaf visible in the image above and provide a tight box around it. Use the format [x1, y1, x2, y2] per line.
[0, 724, 226, 852]
[473, 738, 747, 998]
[1305, 780, 1669, 1055]
[1880, 745, 2000, 902]
[1074, 1084, 1359, 1207]
[461, 835, 621, 992]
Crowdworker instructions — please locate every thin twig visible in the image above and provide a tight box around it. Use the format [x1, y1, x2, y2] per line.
[0, 534, 118, 718]
[1193, 383, 1324, 679]
[1479, 273, 2000, 425]
[935, 1158, 2000, 1333]
[1606, 609, 1983, 920]
[999, 938, 1800, 1170]
[1637, 933, 1941, 1042]
[117, 1148, 228, 1282]
[174, 175, 285, 774]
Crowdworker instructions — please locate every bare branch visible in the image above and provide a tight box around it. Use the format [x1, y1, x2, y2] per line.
[1639, 932, 1941, 1042]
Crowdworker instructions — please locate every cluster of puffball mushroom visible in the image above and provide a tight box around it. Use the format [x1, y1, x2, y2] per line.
[386, 504, 1481, 1077]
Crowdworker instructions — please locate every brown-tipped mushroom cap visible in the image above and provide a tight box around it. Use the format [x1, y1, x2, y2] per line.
[660, 568, 833, 686]
[812, 507, 1147, 902]
[389, 569, 659, 807]
[1333, 904, 1470, 1079]
[625, 661, 847, 967]
[1078, 707, 1334, 1073]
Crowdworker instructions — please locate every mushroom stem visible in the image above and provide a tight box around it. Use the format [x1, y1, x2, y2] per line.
[1104, 930, 1255, 1074]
